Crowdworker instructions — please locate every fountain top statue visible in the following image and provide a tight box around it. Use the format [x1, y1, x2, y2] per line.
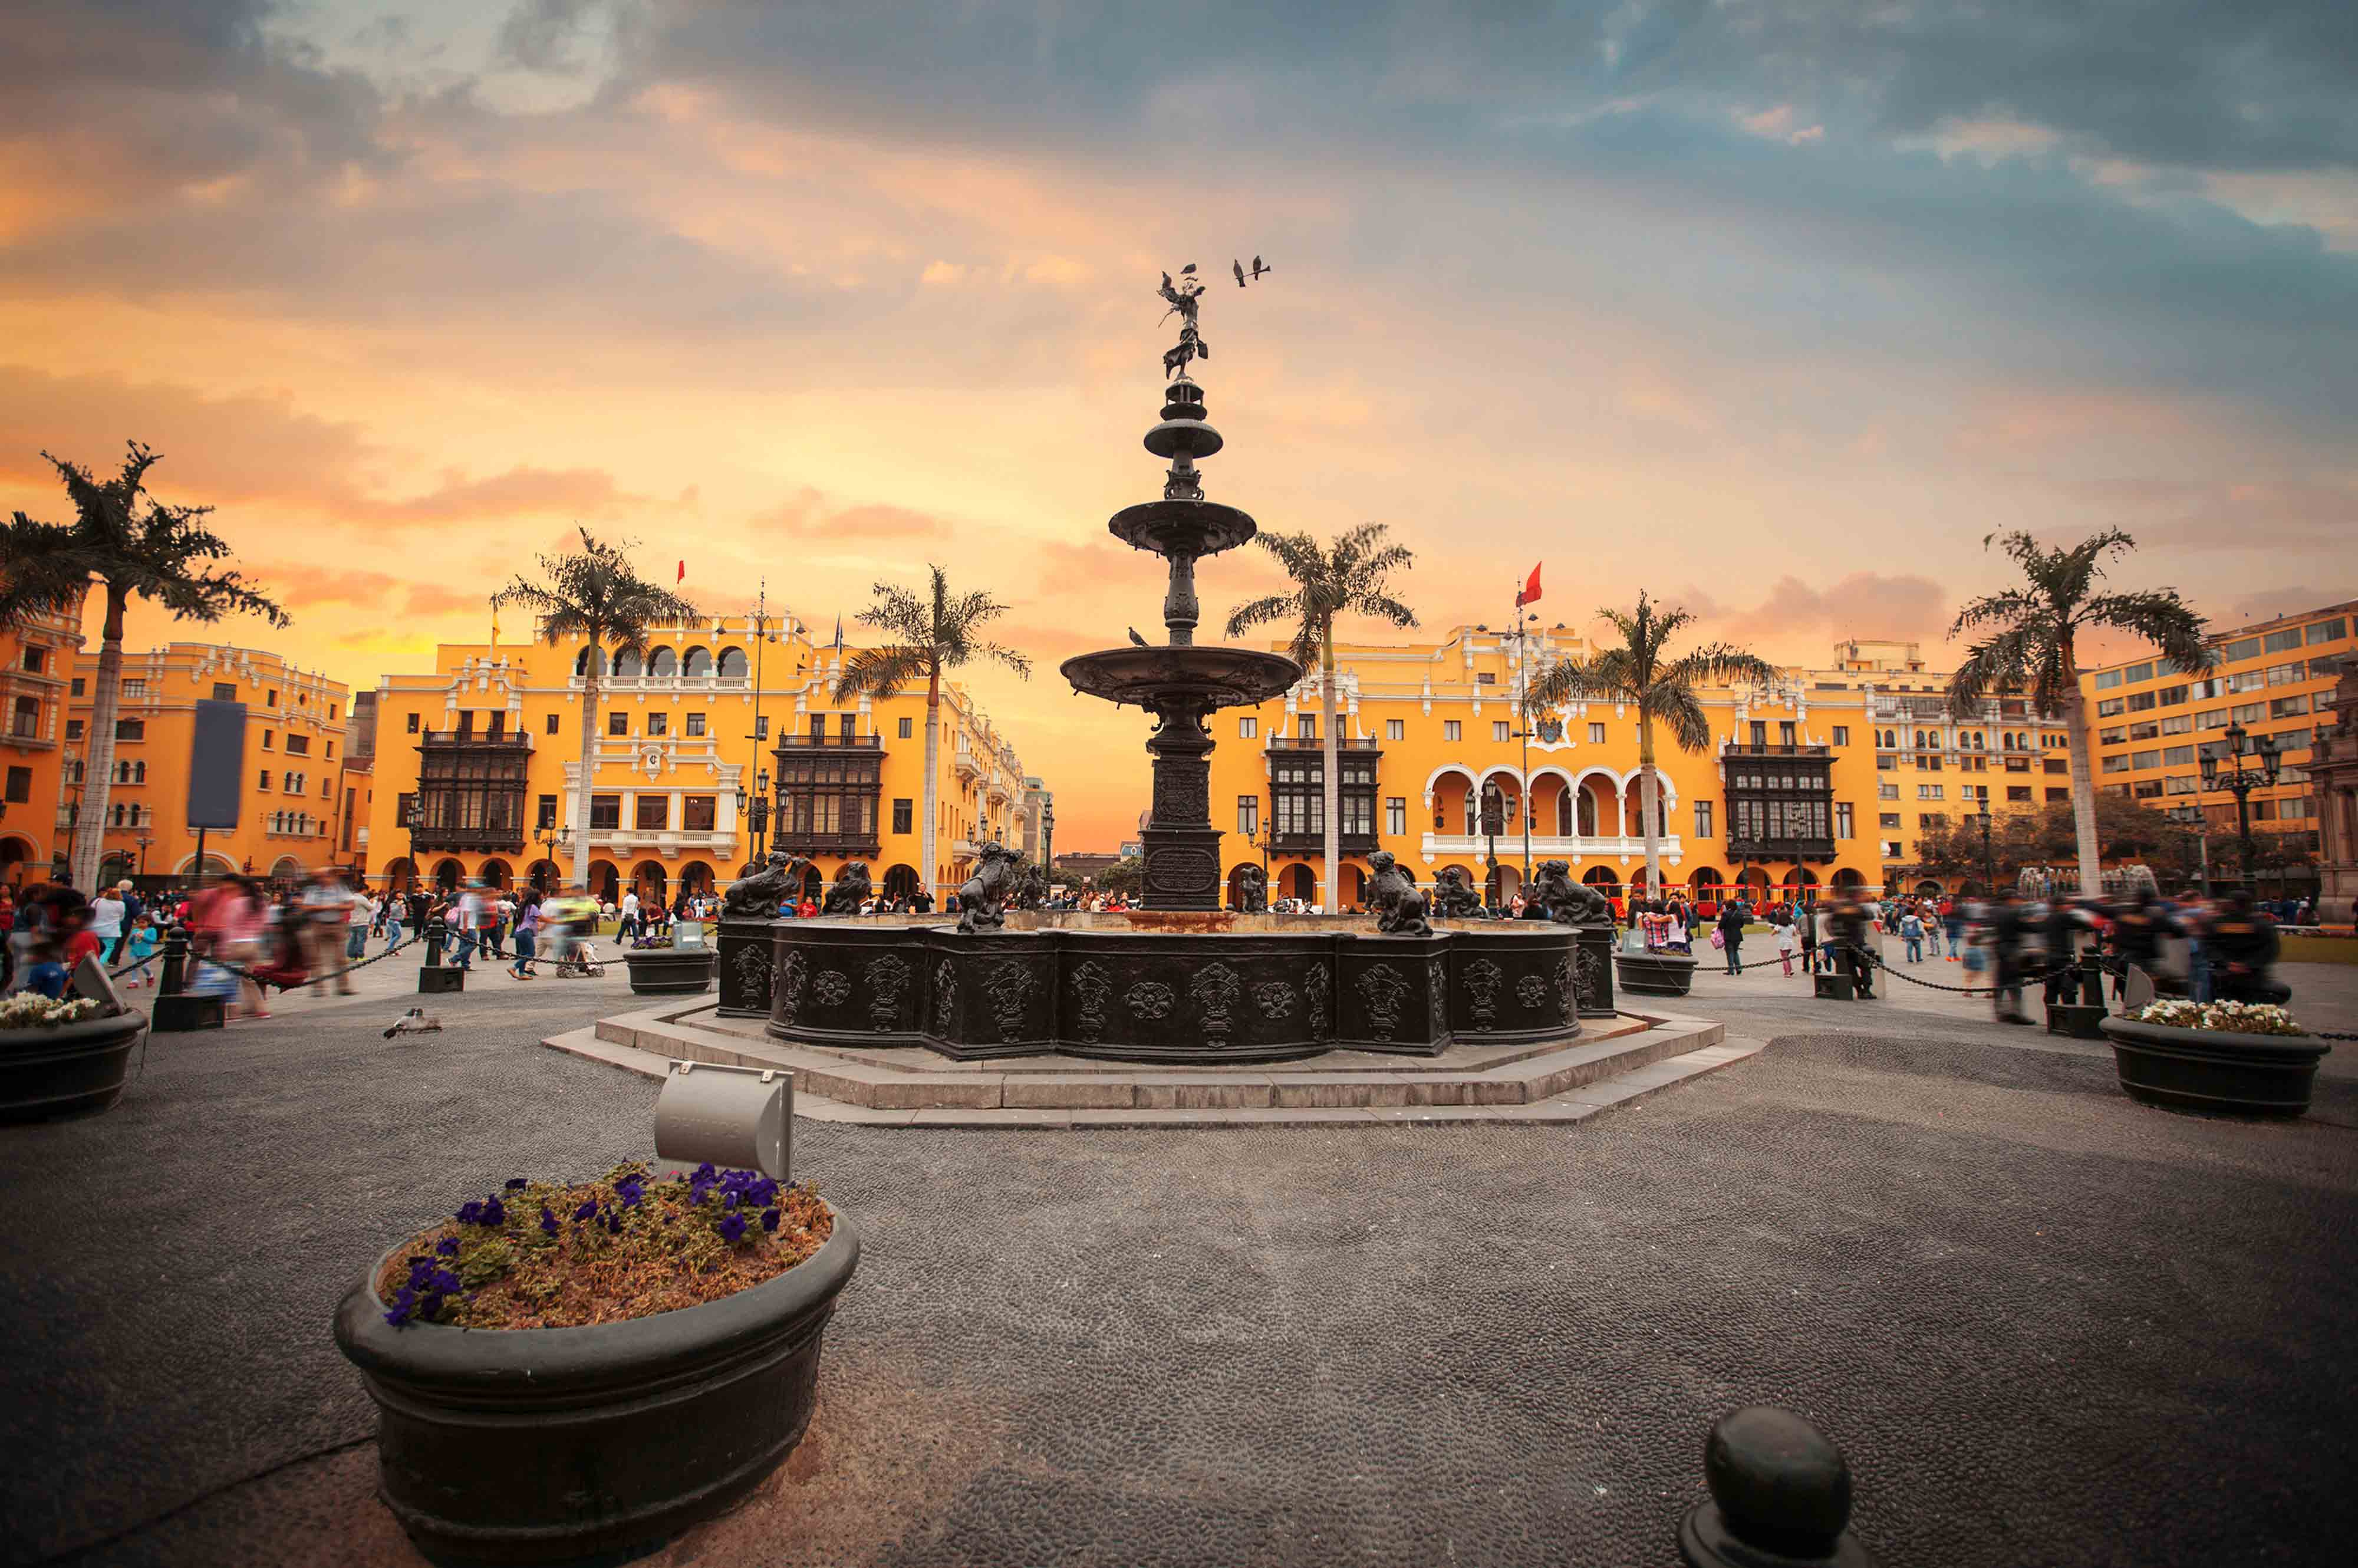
[1055, 264, 1302, 908]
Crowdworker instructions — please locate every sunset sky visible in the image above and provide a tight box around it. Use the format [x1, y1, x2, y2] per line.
[5, 1, 2353, 848]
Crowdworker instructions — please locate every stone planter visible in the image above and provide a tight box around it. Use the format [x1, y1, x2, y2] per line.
[1615, 951, 1698, 997]
[624, 947, 717, 996]
[2099, 1016, 2331, 1119]
[334, 1209, 859, 1564]
[0, 1012, 148, 1125]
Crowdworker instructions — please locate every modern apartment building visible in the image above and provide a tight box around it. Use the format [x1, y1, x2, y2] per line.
[0, 587, 86, 885]
[2079, 600, 2353, 887]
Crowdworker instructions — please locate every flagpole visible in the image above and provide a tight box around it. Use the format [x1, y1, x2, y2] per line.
[1516, 581, 1531, 897]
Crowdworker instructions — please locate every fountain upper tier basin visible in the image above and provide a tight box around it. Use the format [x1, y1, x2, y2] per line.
[1108, 498, 1258, 559]
[1059, 644, 1302, 710]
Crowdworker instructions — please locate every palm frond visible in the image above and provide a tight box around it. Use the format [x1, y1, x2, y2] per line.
[833, 644, 930, 703]
[2081, 589, 2211, 674]
[1639, 682, 1714, 753]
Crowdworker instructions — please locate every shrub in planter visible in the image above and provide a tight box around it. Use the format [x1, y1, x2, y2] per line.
[2100, 1000, 2330, 1119]
[0, 994, 147, 1125]
[335, 1160, 858, 1563]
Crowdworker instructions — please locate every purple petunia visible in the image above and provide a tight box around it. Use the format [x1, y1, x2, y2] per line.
[616, 1179, 644, 1208]
[480, 1197, 506, 1226]
[455, 1201, 485, 1225]
[574, 1200, 598, 1222]
[384, 1285, 420, 1327]
[503, 1178, 529, 1191]
[435, 1237, 459, 1257]
[540, 1207, 559, 1236]
[716, 1211, 747, 1243]
[760, 1208, 780, 1232]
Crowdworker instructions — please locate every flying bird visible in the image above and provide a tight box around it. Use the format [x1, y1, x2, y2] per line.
[1128, 627, 1148, 647]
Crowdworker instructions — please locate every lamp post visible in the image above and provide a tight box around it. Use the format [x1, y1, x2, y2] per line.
[134, 830, 153, 877]
[733, 772, 773, 871]
[535, 826, 565, 894]
[2166, 803, 2212, 897]
[2202, 721, 2281, 891]
[1480, 781, 1506, 913]
[1974, 806, 1997, 897]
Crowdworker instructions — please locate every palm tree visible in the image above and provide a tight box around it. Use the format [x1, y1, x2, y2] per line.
[0, 442, 288, 890]
[1947, 529, 2208, 896]
[832, 565, 1030, 900]
[495, 531, 696, 890]
[1224, 523, 1417, 913]
[1525, 592, 1776, 905]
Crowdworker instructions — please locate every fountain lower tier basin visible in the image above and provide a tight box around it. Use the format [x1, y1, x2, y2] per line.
[724, 921, 1616, 1065]
[1058, 645, 1302, 710]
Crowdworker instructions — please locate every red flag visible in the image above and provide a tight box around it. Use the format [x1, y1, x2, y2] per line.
[1516, 562, 1542, 608]
[676, 560, 686, 584]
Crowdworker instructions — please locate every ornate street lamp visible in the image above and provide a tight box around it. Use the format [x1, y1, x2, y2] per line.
[733, 770, 772, 872]
[134, 830, 153, 877]
[2201, 721, 2281, 891]
[2165, 803, 2212, 897]
[1480, 781, 1506, 913]
[1973, 806, 1997, 897]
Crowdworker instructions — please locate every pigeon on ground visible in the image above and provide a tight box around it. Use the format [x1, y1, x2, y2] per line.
[384, 1007, 443, 1039]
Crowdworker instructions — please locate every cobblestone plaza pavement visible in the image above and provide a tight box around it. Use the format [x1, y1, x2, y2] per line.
[2, 958, 2354, 1567]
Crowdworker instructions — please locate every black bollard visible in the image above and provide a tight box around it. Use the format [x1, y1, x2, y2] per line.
[1679, 1407, 1875, 1567]
[418, 915, 463, 994]
[152, 926, 226, 1032]
[2046, 951, 2109, 1038]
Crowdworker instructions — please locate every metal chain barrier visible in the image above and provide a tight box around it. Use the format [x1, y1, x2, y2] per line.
[186, 931, 418, 991]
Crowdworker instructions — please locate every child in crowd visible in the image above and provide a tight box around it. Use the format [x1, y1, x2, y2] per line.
[19, 935, 68, 1000]
[1901, 908, 1925, 963]
[121, 915, 162, 988]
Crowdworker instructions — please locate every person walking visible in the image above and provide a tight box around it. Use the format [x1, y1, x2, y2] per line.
[1986, 887, 2033, 1025]
[617, 886, 641, 947]
[1774, 913, 1799, 978]
[88, 882, 127, 967]
[450, 883, 482, 971]
[1900, 907, 1924, 963]
[509, 894, 539, 979]
[1828, 892, 1876, 999]
[120, 914, 162, 988]
[1716, 898, 1747, 976]
[301, 869, 358, 995]
[381, 888, 406, 951]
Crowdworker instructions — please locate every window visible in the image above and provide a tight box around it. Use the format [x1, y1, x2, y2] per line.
[65, 719, 82, 740]
[1919, 811, 1949, 829]
[2129, 750, 2158, 770]
[839, 713, 856, 740]
[2126, 691, 2155, 712]
[1750, 722, 1768, 747]
[608, 711, 628, 736]
[753, 715, 769, 740]
[1918, 784, 1944, 800]
[1877, 782, 1899, 800]
[1588, 723, 1605, 744]
[259, 769, 272, 790]
[2264, 627, 2303, 654]
[1444, 720, 1462, 742]
[266, 689, 278, 707]
[1693, 801, 1713, 838]
[2122, 661, 2153, 683]
[1832, 726, 1849, 747]
[2132, 780, 2163, 799]
[892, 798, 913, 834]
[2096, 697, 2125, 717]
[2232, 701, 2265, 723]
[2160, 714, 2192, 735]
[1237, 796, 1260, 836]
[407, 712, 421, 733]
[682, 795, 716, 831]
[686, 713, 705, 737]
[2163, 774, 2199, 795]
[262, 729, 276, 750]
[2223, 637, 2261, 661]
[1833, 803, 1853, 839]
[284, 771, 304, 793]
[895, 716, 913, 739]
[1493, 720, 1510, 742]
[647, 713, 668, 737]
[1297, 714, 1316, 740]
[14, 646, 44, 676]
[2162, 745, 2195, 765]
[285, 733, 309, 755]
[2099, 726, 2126, 744]
[2094, 669, 2123, 690]
[1879, 812, 1902, 829]
[2196, 708, 2228, 730]
[2047, 788, 2072, 802]
[589, 795, 621, 830]
[3, 767, 28, 803]
[1386, 719, 1404, 741]
[2228, 670, 2264, 693]
[120, 678, 146, 699]
[2306, 618, 2346, 645]
[2158, 685, 2188, 706]
[1386, 796, 1406, 835]
[1239, 716, 1257, 739]
[114, 719, 143, 742]
[543, 713, 559, 735]
[536, 795, 558, 831]
[2271, 693, 2311, 719]
[70, 677, 84, 696]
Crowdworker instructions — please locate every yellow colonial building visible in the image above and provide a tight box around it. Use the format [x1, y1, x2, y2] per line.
[1204, 628, 2075, 908]
[60, 643, 357, 884]
[363, 617, 1040, 905]
[0, 587, 87, 886]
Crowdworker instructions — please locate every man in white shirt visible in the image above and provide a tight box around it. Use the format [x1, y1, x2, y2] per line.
[450, 884, 482, 970]
[301, 869, 358, 994]
[618, 888, 641, 946]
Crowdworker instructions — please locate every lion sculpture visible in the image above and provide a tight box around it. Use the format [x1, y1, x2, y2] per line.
[1430, 865, 1486, 921]
[956, 841, 1019, 933]
[1523, 859, 1615, 927]
[1366, 851, 1432, 937]
[1012, 858, 1048, 911]
[722, 851, 806, 920]
[821, 861, 873, 915]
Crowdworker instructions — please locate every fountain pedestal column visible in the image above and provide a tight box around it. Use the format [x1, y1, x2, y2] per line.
[1141, 700, 1223, 910]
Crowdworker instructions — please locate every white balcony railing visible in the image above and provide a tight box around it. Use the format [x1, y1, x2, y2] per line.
[1419, 832, 1685, 862]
